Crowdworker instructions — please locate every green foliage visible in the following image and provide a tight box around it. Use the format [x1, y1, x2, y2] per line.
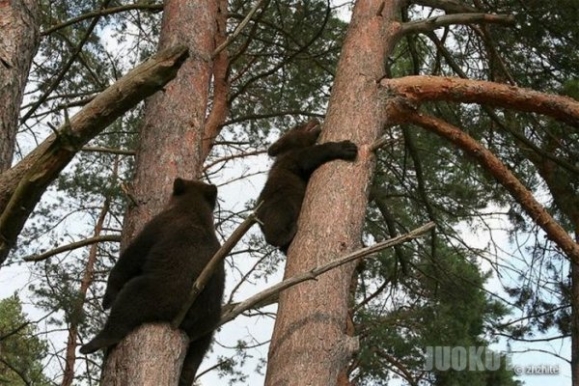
[0, 295, 51, 386]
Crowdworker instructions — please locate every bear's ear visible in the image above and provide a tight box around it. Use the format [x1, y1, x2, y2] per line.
[173, 178, 187, 196]
[267, 119, 322, 157]
[202, 184, 218, 208]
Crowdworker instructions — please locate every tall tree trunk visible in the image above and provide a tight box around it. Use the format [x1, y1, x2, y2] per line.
[572, 246, 579, 386]
[264, 1, 402, 384]
[100, 1, 219, 384]
[0, 0, 39, 172]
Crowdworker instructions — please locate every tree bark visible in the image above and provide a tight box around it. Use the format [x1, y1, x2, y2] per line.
[572, 237, 579, 386]
[264, 1, 403, 385]
[0, 0, 39, 172]
[101, 0, 219, 385]
[381, 76, 579, 127]
[100, 324, 189, 386]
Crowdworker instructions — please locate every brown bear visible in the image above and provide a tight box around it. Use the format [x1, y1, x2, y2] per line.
[256, 119, 358, 253]
[80, 178, 224, 386]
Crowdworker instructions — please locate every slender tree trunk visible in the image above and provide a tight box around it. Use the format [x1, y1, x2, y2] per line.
[62, 195, 111, 386]
[264, 1, 402, 385]
[101, 1, 219, 384]
[0, 0, 39, 172]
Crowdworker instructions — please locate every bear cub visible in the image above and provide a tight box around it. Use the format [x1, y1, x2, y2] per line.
[80, 178, 224, 386]
[256, 119, 358, 253]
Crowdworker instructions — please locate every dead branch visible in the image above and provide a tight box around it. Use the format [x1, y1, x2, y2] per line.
[171, 203, 262, 329]
[412, 0, 478, 13]
[23, 234, 120, 262]
[218, 222, 435, 327]
[81, 147, 136, 156]
[0, 45, 189, 268]
[401, 13, 514, 35]
[370, 136, 401, 152]
[41, 3, 163, 36]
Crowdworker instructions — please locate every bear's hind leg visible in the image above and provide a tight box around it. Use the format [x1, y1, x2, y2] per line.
[80, 276, 181, 354]
[178, 333, 214, 386]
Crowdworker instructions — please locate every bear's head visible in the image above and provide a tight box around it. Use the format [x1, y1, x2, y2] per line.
[171, 178, 218, 210]
[267, 119, 322, 157]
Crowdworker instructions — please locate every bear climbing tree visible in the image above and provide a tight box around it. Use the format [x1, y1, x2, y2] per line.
[256, 119, 358, 253]
[81, 178, 224, 386]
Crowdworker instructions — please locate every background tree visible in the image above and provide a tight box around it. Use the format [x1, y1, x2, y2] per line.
[0, 294, 51, 385]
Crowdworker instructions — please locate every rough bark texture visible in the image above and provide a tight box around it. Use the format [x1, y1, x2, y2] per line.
[101, 1, 218, 384]
[264, 1, 402, 385]
[0, 0, 39, 173]
[100, 324, 188, 386]
[0, 45, 188, 268]
[202, 0, 229, 161]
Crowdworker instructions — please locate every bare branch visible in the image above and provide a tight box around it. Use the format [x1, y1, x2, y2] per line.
[23, 234, 120, 262]
[82, 147, 136, 156]
[400, 13, 515, 35]
[218, 222, 435, 327]
[212, 0, 267, 58]
[41, 3, 163, 36]
[370, 136, 400, 152]
[412, 0, 478, 13]
[203, 149, 266, 171]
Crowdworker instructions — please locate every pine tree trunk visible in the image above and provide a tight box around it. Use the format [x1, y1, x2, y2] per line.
[100, 0, 219, 384]
[264, 1, 402, 385]
[571, 251, 579, 386]
[0, 0, 39, 172]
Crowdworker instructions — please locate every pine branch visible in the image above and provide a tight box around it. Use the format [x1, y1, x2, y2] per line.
[41, 3, 163, 36]
[23, 234, 120, 262]
[400, 13, 515, 35]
